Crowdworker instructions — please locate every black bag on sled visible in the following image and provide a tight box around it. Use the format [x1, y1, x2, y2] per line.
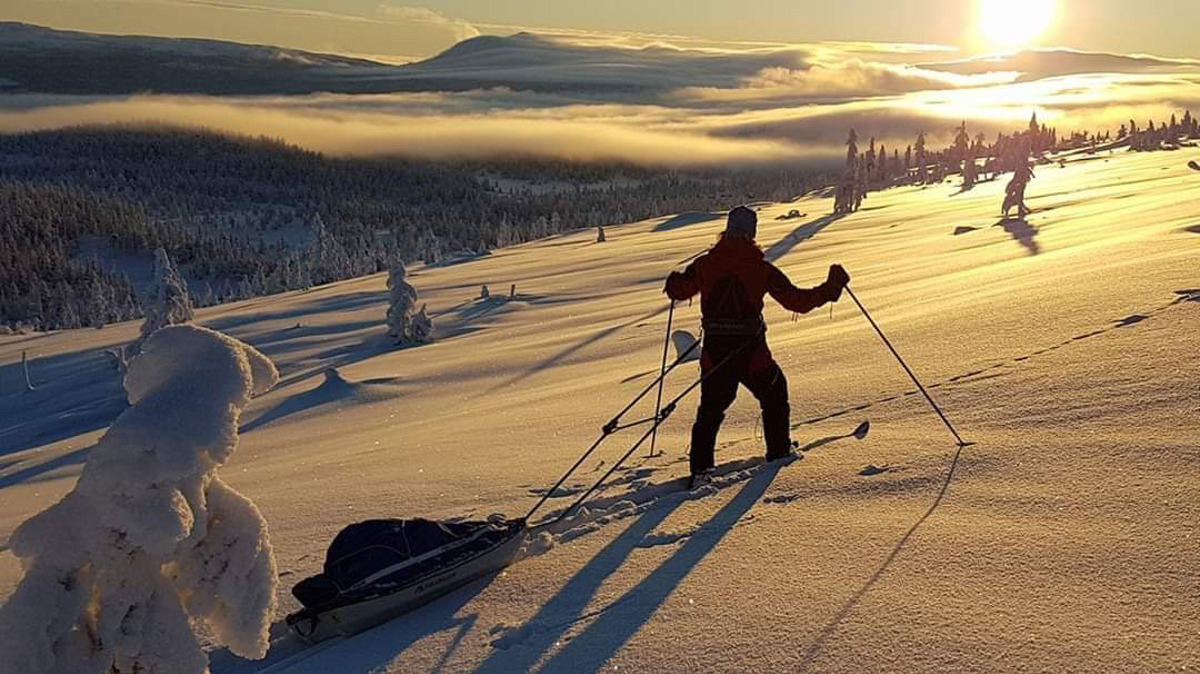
[292, 517, 524, 610]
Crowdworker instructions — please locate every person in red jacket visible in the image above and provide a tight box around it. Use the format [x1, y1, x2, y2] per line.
[665, 206, 850, 486]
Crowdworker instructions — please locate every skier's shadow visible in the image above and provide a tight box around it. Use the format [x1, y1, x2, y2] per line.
[796, 443, 966, 671]
[477, 464, 781, 674]
[994, 217, 1040, 255]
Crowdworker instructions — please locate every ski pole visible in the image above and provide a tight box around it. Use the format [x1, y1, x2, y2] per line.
[649, 301, 675, 458]
[846, 286, 972, 448]
[524, 331, 703, 522]
[550, 330, 761, 526]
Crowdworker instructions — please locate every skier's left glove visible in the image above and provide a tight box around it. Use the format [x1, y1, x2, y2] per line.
[822, 264, 850, 303]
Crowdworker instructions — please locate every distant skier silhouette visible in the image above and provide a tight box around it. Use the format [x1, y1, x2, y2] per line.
[664, 206, 850, 486]
[1003, 152, 1035, 218]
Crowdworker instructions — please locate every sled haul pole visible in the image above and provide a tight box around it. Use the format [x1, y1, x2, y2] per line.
[846, 286, 972, 448]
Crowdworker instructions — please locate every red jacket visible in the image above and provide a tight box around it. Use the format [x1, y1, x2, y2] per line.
[665, 236, 831, 335]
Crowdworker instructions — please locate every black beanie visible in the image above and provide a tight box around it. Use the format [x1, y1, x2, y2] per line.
[726, 206, 758, 239]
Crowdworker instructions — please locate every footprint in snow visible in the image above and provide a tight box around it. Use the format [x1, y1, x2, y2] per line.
[528, 485, 584, 498]
[637, 529, 695, 548]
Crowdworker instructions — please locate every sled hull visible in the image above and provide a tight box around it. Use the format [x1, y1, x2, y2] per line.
[287, 527, 525, 644]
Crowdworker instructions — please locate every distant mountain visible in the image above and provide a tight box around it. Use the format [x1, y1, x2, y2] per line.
[921, 48, 1200, 81]
[4, 22, 1195, 98]
[394, 32, 797, 91]
[0, 23, 798, 96]
[0, 22, 394, 95]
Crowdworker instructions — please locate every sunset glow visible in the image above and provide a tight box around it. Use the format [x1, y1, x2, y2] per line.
[978, 0, 1057, 50]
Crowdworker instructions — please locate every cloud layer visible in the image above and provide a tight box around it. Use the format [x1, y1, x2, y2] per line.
[1, 30, 1198, 166]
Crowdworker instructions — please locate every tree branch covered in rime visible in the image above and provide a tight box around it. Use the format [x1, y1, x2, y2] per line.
[0, 325, 280, 674]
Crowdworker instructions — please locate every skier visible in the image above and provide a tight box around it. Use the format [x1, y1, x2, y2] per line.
[664, 206, 851, 487]
[1004, 152, 1036, 218]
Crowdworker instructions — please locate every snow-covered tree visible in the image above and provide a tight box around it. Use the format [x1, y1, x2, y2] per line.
[480, 284, 490, 300]
[386, 262, 431, 345]
[953, 121, 970, 163]
[915, 131, 928, 184]
[132, 248, 193, 355]
[0, 325, 279, 674]
[309, 213, 349, 286]
[597, 226, 606, 243]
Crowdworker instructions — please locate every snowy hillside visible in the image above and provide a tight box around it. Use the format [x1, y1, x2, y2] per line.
[2, 147, 1199, 672]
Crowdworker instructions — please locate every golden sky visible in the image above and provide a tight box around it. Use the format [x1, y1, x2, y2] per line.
[2, 1, 1198, 166]
[2, 0, 1198, 62]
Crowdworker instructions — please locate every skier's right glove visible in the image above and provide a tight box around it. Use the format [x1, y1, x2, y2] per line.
[823, 264, 850, 303]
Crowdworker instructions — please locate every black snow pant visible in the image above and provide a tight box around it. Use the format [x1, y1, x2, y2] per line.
[690, 334, 791, 476]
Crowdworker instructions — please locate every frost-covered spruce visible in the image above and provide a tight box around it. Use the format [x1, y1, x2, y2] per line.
[0, 325, 279, 674]
[386, 262, 421, 344]
[480, 284, 490, 300]
[132, 248, 193, 355]
[309, 213, 350, 285]
[597, 225, 606, 243]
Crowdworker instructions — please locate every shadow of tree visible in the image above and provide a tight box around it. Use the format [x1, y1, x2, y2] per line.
[483, 304, 672, 396]
[0, 345, 127, 458]
[653, 212, 723, 233]
[205, 290, 387, 334]
[0, 445, 92, 491]
[764, 213, 846, 263]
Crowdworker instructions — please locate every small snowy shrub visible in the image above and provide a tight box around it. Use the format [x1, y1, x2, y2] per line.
[410, 304, 434, 344]
[480, 284, 490, 300]
[0, 325, 280, 674]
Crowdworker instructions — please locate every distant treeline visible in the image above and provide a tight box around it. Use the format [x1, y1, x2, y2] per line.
[0, 125, 832, 331]
[832, 110, 1200, 214]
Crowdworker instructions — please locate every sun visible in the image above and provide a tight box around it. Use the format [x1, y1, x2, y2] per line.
[977, 0, 1056, 50]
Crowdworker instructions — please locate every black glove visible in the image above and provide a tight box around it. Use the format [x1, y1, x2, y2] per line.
[824, 264, 850, 302]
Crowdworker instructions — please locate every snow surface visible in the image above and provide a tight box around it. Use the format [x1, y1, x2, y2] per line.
[2, 148, 1199, 672]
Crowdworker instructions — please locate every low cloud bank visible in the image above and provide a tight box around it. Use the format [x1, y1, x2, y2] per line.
[0, 95, 834, 166]
[1, 33, 1197, 166]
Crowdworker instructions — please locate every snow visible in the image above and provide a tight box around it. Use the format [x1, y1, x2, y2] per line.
[0, 325, 279, 673]
[2, 148, 1200, 672]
